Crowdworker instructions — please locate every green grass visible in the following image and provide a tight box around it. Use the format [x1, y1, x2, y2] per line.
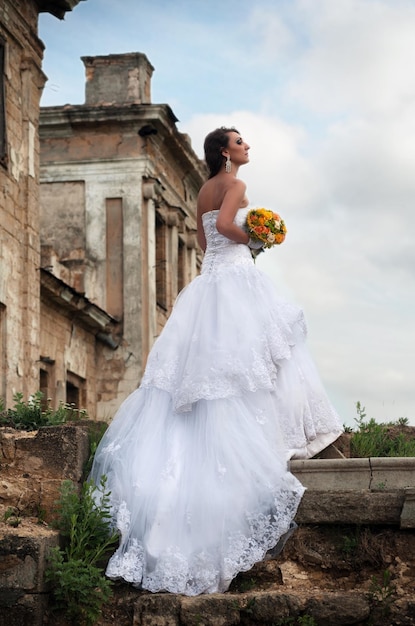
[350, 402, 415, 458]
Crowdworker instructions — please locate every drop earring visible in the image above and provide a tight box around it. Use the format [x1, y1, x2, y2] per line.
[225, 155, 232, 173]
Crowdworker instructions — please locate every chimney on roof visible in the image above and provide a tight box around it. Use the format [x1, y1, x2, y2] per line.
[81, 53, 154, 106]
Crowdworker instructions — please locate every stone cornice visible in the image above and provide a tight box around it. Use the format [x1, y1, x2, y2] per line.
[40, 268, 120, 348]
[40, 102, 207, 189]
[36, 0, 86, 20]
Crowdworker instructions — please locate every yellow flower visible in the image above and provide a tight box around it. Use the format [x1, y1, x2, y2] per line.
[246, 208, 287, 248]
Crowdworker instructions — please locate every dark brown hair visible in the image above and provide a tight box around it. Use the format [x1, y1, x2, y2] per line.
[203, 126, 240, 178]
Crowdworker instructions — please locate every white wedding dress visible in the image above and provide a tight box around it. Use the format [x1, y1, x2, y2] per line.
[89, 207, 343, 596]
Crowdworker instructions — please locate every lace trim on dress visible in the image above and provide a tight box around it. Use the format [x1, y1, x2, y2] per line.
[104, 484, 304, 596]
[141, 316, 308, 412]
[142, 346, 282, 413]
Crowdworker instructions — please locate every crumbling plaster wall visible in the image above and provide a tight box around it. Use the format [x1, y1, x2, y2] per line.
[40, 158, 151, 418]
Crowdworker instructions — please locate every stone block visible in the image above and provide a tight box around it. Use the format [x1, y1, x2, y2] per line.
[291, 456, 415, 492]
[400, 488, 415, 529]
[39, 478, 68, 523]
[291, 458, 372, 490]
[180, 594, 241, 626]
[0, 590, 48, 626]
[0, 476, 40, 515]
[296, 489, 405, 525]
[133, 593, 181, 626]
[0, 429, 29, 461]
[240, 590, 303, 623]
[305, 592, 370, 625]
[14, 424, 90, 481]
[370, 457, 415, 489]
[0, 523, 59, 592]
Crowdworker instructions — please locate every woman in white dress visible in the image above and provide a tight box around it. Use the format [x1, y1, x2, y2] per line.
[89, 127, 343, 596]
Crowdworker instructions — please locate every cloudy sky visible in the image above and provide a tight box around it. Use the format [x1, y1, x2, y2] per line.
[39, 0, 415, 427]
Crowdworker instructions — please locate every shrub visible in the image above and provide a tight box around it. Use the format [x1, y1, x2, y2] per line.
[46, 476, 119, 625]
[0, 391, 88, 430]
[45, 552, 112, 625]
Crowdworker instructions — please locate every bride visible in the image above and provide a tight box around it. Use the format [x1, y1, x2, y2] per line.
[89, 126, 343, 596]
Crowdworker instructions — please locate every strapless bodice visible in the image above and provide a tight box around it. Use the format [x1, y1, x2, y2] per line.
[201, 208, 253, 274]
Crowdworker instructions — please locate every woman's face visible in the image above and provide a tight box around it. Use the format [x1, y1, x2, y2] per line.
[223, 131, 250, 166]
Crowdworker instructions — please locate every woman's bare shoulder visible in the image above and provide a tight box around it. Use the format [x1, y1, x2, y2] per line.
[222, 178, 246, 201]
[198, 177, 247, 215]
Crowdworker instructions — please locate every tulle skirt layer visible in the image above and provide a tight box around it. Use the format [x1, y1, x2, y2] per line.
[90, 386, 305, 595]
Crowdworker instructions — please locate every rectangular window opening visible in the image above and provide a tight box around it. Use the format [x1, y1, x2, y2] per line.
[105, 198, 123, 320]
[156, 214, 167, 310]
[39, 369, 49, 411]
[66, 371, 86, 410]
[178, 240, 186, 293]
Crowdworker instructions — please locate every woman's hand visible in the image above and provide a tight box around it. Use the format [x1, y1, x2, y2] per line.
[248, 238, 264, 250]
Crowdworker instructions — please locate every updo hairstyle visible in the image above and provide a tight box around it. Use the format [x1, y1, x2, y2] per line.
[203, 126, 240, 179]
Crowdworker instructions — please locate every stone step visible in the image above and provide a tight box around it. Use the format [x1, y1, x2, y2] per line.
[133, 589, 371, 626]
[0, 422, 93, 523]
[0, 423, 90, 481]
[2, 518, 415, 626]
[96, 576, 415, 626]
[0, 520, 60, 626]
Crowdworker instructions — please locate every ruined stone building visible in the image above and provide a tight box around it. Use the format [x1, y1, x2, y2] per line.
[39, 52, 206, 419]
[0, 0, 85, 409]
[0, 1, 206, 420]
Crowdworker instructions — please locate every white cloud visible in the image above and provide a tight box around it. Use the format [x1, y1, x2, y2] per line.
[287, 0, 415, 115]
[245, 7, 296, 63]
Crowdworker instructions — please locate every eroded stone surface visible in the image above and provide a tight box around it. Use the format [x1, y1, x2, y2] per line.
[296, 489, 405, 525]
[133, 593, 182, 626]
[0, 523, 59, 592]
[305, 592, 370, 625]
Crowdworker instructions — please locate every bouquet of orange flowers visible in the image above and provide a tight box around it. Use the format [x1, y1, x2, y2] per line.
[246, 208, 287, 248]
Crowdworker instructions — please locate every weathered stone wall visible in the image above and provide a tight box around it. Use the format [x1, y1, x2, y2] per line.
[0, 0, 46, 406]
[39, 298, 98, 414]
[0, 0, 85, 409]
[40, 180, 86, 263]
[83, 52, 154, 107]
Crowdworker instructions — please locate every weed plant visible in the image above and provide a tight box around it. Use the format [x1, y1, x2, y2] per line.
[46, 476, 119, 625]
[350, 402, 415, 457]
[3, 506, 22, 528]
[0, 391, 88, 430]
[368, 569, 396, 617]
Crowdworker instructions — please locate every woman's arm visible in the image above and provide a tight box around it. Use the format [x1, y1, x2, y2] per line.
[196, 198, 207, 252]
[216, 180, 250, 244]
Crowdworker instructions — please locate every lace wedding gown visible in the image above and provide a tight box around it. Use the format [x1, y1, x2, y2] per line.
[89, 207, 343, 596]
